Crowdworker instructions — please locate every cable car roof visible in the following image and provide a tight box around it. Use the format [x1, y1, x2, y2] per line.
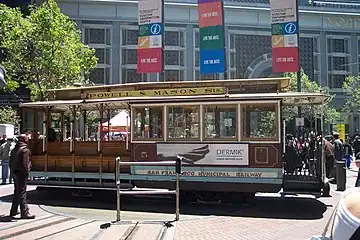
[19, 91, 329, 111]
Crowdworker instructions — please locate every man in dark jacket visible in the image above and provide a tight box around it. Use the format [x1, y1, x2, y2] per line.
[9, 134, 35, 219]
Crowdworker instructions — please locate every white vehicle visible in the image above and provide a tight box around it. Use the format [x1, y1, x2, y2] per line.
[0, 124, 15, 139]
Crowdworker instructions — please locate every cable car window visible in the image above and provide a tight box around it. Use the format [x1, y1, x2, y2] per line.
[203, 105, 237, 139]
[167, 106, 200, 139]
[242, 103, 278, 140]
[133, 107, 163, 139]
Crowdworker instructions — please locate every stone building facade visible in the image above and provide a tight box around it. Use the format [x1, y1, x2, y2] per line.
[37, 0, 360, 133]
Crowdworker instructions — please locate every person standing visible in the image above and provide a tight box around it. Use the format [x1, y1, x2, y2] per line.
[344, 138, 353, 169]
[353, 135, 360, 156]
[9, 134, 35, 219]
[333, 132, 344, 182]
[355, 153, 360, 187]
[0, 136, 15, 184]
[324, 138, 335, 179]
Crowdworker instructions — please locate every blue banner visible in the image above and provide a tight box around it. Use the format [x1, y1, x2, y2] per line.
[200, 50, 225, 74]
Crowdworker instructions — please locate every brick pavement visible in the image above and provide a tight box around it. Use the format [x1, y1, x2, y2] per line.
[172, 194, 341, 240]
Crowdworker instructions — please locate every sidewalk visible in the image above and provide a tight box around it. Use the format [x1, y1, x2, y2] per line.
[345, 161, 359, 189]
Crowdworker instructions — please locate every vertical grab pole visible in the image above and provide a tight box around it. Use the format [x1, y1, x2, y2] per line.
[321, 102, 326, 182]
[282, 120, 286, 154]
[125, 115, 129, 150]
[175, 157, 182, 221]
[116, 156, 121, 222]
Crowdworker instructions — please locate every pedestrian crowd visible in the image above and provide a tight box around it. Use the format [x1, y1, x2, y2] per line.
[284, 131, 360, 187]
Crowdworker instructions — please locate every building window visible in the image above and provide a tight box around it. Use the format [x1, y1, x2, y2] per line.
[121, 27, 147, 83]
[194, 30, 220, 80]
[327, 37, 351, 90]
[83, 26, 112, 85]
[228, 32, 272, 79]
[164, 28, 186, 81]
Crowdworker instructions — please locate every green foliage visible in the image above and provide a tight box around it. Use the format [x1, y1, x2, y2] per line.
[283, 71, 339, 124]
[343, 75, 360, 113]
[0, 0, 97, 100]
[0, 106, 19, 126]
[251, 111, 276, 138]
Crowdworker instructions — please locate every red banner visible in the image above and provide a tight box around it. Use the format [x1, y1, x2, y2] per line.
[137, 48, 163, 73]
[198, 1, 223, 28]
[272, 47, 299, 73]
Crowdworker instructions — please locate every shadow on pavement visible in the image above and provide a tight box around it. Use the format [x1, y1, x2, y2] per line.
[0, 188, 327, 220]
[236, 196, 327, 220]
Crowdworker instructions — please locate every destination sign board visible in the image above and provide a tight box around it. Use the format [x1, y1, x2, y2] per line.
[87, 87, 225, 99]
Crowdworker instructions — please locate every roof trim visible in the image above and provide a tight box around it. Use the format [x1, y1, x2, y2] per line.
[48, 77, 290, 92]
[20, 91, 328, 111]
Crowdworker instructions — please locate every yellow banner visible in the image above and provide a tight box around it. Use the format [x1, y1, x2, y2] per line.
[87, 87, 225, 100]
[336, 124, 346, 141]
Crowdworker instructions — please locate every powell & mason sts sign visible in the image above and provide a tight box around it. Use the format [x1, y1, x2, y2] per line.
[86, 87, 225, 99]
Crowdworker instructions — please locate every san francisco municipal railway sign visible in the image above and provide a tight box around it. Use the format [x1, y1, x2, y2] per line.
[133, 169, 279, 178]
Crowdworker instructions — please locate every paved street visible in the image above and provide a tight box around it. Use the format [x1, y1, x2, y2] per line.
[0, 181, 346, 240]
[0, 163, 358, 240]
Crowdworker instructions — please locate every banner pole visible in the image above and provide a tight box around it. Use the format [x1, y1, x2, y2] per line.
[296, 0, 302, 119]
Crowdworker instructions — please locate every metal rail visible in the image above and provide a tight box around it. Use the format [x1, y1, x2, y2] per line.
[115, 157, 181, 222]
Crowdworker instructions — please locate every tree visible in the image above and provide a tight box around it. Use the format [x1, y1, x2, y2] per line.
[343, 75, 360, 114]
[282, 71, 339, 124]
[0, 106, 20, 126]
[0, 0, 97, 100]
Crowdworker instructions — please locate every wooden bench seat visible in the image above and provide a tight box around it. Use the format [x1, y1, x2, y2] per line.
[31, 155, 130, 173]
[48, 142, 71, 156]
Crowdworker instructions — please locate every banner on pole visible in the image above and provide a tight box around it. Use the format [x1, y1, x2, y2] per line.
[270, 0, 299, 73]
[137, 0, 164, 73]
[198, 0, 225, 75]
